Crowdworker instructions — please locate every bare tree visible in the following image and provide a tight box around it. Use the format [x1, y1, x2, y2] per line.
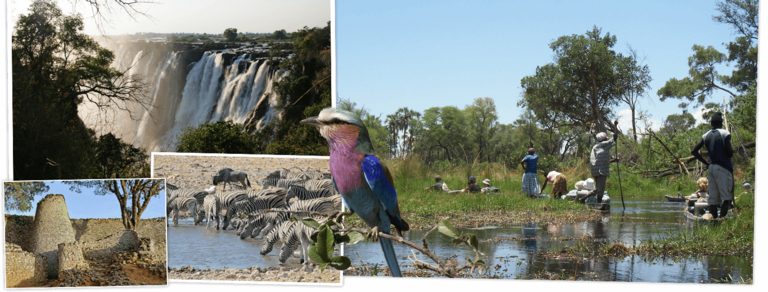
[68, 0, 157, 35]
[617, 46, 653, 142]
[65, 179, 164, 230]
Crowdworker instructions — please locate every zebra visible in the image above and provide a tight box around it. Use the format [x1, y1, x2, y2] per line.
[168, 196, 198, 225]
[261, 178, 305, 190]
[255, 195, 342, 250]
[232, 194, 287, 218]
[285, 171, 309, 180]
[245, 188, 287, 200]
[166, 188, 210, 224]
[211, 190, 248, 230]
[278, 219, 324, 264]
[203, 195, 219, 229]
[213, 168, 251, 190]
[286, 185, 334, 204]
[303, 170, 324, 180]
[237, 213, 276, 239]
[303, 179, 335, 193]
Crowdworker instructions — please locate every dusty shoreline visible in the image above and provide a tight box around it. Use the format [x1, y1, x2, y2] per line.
[168, 266, 341, 283]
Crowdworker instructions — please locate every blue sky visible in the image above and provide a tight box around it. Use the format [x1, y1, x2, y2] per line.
[335, 0, 743, 132]
[5, 180, 166, 219]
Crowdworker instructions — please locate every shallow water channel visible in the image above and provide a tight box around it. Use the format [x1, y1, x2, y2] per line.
[167, 219, 305, 269]
[344, 200, 753, 282]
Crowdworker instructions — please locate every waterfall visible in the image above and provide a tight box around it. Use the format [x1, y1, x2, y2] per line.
[78, 41, 289, 153]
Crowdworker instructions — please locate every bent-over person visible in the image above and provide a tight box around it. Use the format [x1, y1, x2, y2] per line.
[542, 170, 567, 199]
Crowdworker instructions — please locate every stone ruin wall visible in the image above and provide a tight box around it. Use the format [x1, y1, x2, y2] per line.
[80, 230, 140, 260]
[5, 215, 167, 287]
[4, 243, 48, 287]
[57, 242, 89, 277]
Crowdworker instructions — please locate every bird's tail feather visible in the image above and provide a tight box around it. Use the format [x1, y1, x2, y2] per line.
[379, 237, 402, 277]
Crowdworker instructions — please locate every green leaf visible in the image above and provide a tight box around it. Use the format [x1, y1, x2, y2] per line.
[314, 227, 332, 262]
[329, 256, 351, 270]
[319, 262, 329, 272]
[323, 227, 336, 259]
[308, 246, 327, 264]
[474, 257, 485, 267]
[347, 232, 365, 245]
[438, 220, 459, 239]
[469, 234, 479, 250]
[334, 234, 351, 244]
[452, 238, 464, 246]
[298, 217, 321, 230]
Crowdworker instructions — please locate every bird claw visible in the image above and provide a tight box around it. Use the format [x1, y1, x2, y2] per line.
[366, 226, 380, 242]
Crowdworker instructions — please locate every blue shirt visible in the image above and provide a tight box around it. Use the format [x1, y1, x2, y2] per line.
[523, 154, 538, 174]
[702, 128, 733, 173]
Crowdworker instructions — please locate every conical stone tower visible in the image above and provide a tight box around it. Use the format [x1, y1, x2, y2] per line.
[29, 194, 76, 279]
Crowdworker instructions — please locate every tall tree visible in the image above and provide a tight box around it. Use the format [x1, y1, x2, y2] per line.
[12, 0, 148, 180]
[4, 182, 50, 212]
[520, 26, 623, 134]
[65, 179, 164, 230]
[616, 47, 653, 142]
[465, 97, 498, 162]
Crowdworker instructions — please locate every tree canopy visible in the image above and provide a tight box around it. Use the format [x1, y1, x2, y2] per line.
[65, 179, 164, 230]
[12, 0, 149, 180]
[4, 182, 50, 212]
[520, 26, 629, 134]
[224, 28, 238, 42]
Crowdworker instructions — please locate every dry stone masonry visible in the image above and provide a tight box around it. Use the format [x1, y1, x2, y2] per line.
[5, 195, 167, 287]
[29, 194, 77, 279]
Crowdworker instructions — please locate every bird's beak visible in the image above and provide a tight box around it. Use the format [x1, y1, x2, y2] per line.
[300, 116, 324, 127]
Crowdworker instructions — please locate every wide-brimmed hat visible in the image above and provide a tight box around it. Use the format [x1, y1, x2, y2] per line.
[584, 178, 596, 190]
[482, 179, 491, 185]
[575, 181, 585, 191]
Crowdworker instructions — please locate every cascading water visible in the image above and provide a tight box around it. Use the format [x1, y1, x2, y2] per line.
[78, 41, 288, 153]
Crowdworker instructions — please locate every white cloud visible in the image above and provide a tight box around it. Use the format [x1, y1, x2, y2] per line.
[616, 108, 661, 135]
[692, 106, 711, 126]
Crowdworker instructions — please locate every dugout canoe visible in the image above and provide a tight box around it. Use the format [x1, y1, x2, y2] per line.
[665, 195, 686, 202]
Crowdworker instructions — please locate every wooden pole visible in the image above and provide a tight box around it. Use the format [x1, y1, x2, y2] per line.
[614, 126, 626, 211]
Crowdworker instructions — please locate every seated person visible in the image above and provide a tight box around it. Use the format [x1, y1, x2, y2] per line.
[460, 176, 482, 194]
[687, 177, 709, 207]
[424, 175, 450, 192]
[742, 182, 752, 195]
[481, 179, 500, 194]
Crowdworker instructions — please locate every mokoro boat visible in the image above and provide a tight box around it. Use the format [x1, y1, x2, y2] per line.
[665, 195, 686, 202]
[684, 208, 734, 223]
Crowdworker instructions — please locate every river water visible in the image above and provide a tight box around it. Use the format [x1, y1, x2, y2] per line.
[166, 219, 305, 269]
[344, 199, 753, 283]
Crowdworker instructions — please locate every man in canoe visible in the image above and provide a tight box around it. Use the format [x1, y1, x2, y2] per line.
[691, 112, 735, 219]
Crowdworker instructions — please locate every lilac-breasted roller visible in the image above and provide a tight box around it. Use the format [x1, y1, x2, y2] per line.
[301, 108, 409, 277]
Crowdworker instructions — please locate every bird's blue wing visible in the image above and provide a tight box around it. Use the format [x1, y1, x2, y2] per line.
[360, 155, 404, 228]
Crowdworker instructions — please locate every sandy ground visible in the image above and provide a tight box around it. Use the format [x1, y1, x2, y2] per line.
[169, 266, 341, 283]
[152, 154, 329, 190]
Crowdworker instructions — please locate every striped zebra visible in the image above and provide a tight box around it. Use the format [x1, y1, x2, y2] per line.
[232, 194, 287, 218]
[203, 195, 219, 229]
[278, 219, 324, 264]
[261, 178, 305, 190]
[286, 185, 334, 204]
[212, 190, 248, 230]
[245, 188, 287, 200]
[168, 196, 198, 225]
[256, 195, 342, 251]
[166, 188, 210, 224]
[303, 170, 324, 180]
[303, 179, 335, 193]
[237, 213, 276, 239]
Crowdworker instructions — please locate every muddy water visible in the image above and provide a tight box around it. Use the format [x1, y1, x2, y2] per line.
[344, 200, 753, 282]
[167, 218, 305, 269]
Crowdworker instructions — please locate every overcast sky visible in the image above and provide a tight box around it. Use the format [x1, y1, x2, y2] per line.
[10, 0, 330, 35]
[336, 0, 747, 133]
[5, 180, 166, 219]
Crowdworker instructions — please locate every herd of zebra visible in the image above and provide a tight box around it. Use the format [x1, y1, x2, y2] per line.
[165, 167, 342, 265]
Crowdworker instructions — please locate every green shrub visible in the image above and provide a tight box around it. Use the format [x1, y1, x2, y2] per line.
[176, 121, 259, 154]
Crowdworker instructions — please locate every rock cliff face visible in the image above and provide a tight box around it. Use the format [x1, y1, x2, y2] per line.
[29, 194, 77, 279]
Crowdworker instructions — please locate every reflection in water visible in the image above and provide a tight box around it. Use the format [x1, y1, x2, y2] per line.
[167, 219, 303, 269]
[345, 200, 752, 283]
